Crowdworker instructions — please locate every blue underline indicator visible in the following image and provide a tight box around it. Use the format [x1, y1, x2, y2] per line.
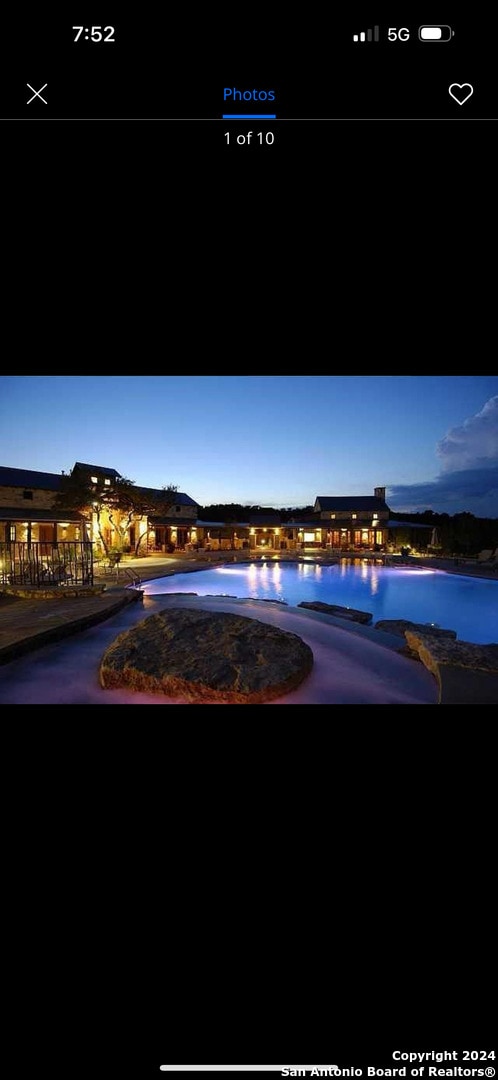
[222, 113, 277, 119]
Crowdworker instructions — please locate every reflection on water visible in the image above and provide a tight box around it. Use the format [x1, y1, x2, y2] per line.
[142, 561, 498, 644]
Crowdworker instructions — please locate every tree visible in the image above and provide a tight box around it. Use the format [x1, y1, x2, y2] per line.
[54, 472, 177, 556]
[200, 503, 251, 521]
[131, 485, 178, 555]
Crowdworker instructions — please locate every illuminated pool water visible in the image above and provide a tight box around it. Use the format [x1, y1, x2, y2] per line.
[142, 561, 498, 644]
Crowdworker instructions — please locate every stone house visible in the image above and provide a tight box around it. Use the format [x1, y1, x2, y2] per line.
[312, 486, 390, 550]
[0, 466, 84, 547]
[0, 463, 199, 554]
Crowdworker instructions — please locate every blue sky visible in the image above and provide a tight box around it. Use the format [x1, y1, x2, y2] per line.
[1, 376, 497, 516]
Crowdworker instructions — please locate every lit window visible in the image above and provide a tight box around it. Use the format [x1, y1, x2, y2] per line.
[91, 476, 98, 484]
[352, 514, 357, 520]
[9, 526, 16, 541]
[104, 478, 111, 486]
[330, 513, 335, 519]
[373, 513, 378, 520]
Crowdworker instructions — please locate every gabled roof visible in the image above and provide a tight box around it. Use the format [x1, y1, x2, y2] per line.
[139, 487, 198, 508]
[174, 492, 198, 507]
[0, 466, 63, 491]
[73, 462, 120, 479]
[315, 496, 389, 512]
[154, 490, 197, 507]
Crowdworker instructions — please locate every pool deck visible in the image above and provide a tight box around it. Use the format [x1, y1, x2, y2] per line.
[0, 553, 232, 665]
[0, 552, 496, 704]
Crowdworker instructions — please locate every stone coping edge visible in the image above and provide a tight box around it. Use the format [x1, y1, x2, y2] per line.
[0, 591, 143, 666]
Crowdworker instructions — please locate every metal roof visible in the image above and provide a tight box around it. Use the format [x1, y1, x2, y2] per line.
[195, 520, 227, 528]
[195, 516, 282, 529]
[0, 466, 63, 491]
[149, 516, 199, 527]
[0, 507, 84, 522]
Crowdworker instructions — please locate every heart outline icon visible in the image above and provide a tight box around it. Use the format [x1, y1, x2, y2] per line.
[449, 83, 474, 105]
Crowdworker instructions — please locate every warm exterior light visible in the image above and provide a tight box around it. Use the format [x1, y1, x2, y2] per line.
[250, 528, 255, 535]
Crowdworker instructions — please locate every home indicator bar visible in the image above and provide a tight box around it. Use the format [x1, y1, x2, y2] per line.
[221, 112, 275, 118]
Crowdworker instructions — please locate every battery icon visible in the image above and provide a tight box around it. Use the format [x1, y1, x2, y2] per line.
[419, 25, 454, 41]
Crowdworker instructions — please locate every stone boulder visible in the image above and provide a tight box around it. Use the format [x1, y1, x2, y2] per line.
[298, 601, 372, 624]
[100, 608, 313, 703]
[404, 632, 498, 676]
[404, 631, 498, 705]
[375, 619, 457, 641]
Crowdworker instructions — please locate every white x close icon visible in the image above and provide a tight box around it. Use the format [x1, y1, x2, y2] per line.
[27, 83, 48, 105]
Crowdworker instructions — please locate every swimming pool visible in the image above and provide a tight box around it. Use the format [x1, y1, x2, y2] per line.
[142, 561, 498, 644]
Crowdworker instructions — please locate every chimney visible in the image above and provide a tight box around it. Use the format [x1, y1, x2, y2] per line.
[374, 486, 386, 501]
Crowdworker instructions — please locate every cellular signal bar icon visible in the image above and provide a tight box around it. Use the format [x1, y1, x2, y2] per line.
[353, 26, 380, 42]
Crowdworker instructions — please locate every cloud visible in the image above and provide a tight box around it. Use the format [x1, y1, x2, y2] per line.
[437, 395, 498, 471]
[389, 397, 498, 517]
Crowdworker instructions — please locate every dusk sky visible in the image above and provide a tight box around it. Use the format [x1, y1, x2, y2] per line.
[1, 376, 497, 516]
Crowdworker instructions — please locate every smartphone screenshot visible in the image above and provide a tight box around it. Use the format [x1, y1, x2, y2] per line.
[1, 6, 495, 152]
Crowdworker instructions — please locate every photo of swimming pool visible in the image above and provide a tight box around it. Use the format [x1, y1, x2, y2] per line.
[142, 561, 498, 644]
